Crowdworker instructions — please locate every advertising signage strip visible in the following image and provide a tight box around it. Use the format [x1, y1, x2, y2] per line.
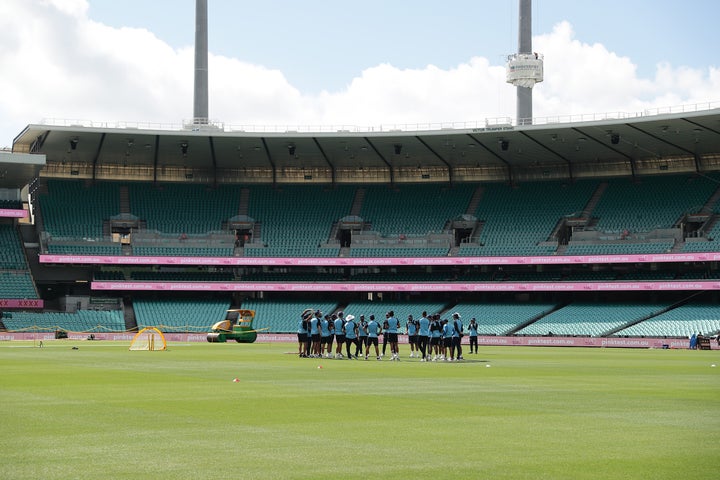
[42, 252, 720, 267]
[90, 281, 720, 292]
[0, 299, 44, 308]
[0, 332, 711, 350]
[0, 209, 27, 218]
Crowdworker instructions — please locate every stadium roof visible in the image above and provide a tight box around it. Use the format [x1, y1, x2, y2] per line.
[7, 107, 720, 187]
[0, 150, 45, 189]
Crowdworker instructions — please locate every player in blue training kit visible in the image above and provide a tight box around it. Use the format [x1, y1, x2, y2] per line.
[334, 312, 346, 359]
[320, 314, 333, 358]
[343, 315, 359, 359]
[441, 318, 455, 361]
[385, 311, 401, 361]
[451, 312, 464, 361]
[467, 317, 479, 354]
[406, 314, 419, 358]
[356, 315, 368, 358]
[309, 310, 321, 358]
[297, 308, 312, 358]
[417, 311, 431, 361]
[429, 314, 443, 361]
[364, 314, 382, 360]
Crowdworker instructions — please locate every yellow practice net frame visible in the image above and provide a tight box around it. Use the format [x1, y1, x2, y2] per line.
[129, 327, 167, 351]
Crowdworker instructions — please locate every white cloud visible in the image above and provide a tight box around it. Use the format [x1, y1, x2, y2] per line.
[532, 21, 719, 118]
[0, 2, 717, 148]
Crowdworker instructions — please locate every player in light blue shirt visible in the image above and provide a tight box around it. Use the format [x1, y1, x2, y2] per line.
[309, 310, 321, 357]
[406, 314, 419, 358]
[297, 309, 310, 358]
[429, 314, 443, 361]
[320, 314, 333, 358]
[451, 312, 464, 361]
[356, 315, 368, 358]
[467, 317, 479, 354]
[441, 318, 455, 361]
[385, 311, 401, 361]
[417, 311, 430, 361]
[333, 312, 346, 358]
[364, 314, 382, 360]
[343, 314, 359, 359]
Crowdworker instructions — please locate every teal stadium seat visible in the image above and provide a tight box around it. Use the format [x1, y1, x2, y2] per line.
[40, 180, 120, 238]
[128, 183, 240, 235]
[515, 303, 670, 337]
[469, 181, 598, 257]
[245, 185, 354, 257]
[0, 224, 28, 269]
[3, 310, 125, 333]
[133, 299, 231, 332]
[450, 303, 557, 335]
[616, 303, 720, 338]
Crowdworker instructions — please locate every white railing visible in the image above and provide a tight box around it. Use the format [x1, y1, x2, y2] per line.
[38, 100, 720, 135]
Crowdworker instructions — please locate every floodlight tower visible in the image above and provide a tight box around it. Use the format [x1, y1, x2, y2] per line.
[193, 0, 209, 125]
[506, 0, 543, 125]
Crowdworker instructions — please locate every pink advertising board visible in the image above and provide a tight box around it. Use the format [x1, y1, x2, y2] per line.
[40, 252, 720, 267]
[0, 332, 709, 350]
[0, 208, 27, 218]
[0, 299, 44, 308]
[90, 280, 720, 292]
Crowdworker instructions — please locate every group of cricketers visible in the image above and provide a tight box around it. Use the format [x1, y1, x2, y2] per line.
[297, 308, 481, 362]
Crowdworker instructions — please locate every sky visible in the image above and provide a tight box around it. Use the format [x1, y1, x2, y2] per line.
[0, 0, 718, 148]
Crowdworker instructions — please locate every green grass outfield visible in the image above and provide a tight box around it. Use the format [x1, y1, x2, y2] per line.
[1, 341, 718, 480]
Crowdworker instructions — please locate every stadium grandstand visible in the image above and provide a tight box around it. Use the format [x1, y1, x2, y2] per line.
[2, 105, 720, 347]
[0, 0, 719, 348]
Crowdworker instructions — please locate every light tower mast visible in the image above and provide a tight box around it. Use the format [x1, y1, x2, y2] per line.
[506, 0, 543, 125]
[193, 0, 209, 125]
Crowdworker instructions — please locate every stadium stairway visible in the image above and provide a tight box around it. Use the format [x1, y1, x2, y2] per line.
[506, 302, 567, 335]
[600, 300, 686, 337]
[119, 185, 130, 214]
[350, 187, 366, 216]
[465, 185, 485, 215]
[699, 183, 720, 215]
[580, 181, 608, 219]
[238, 187, 250, 216]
